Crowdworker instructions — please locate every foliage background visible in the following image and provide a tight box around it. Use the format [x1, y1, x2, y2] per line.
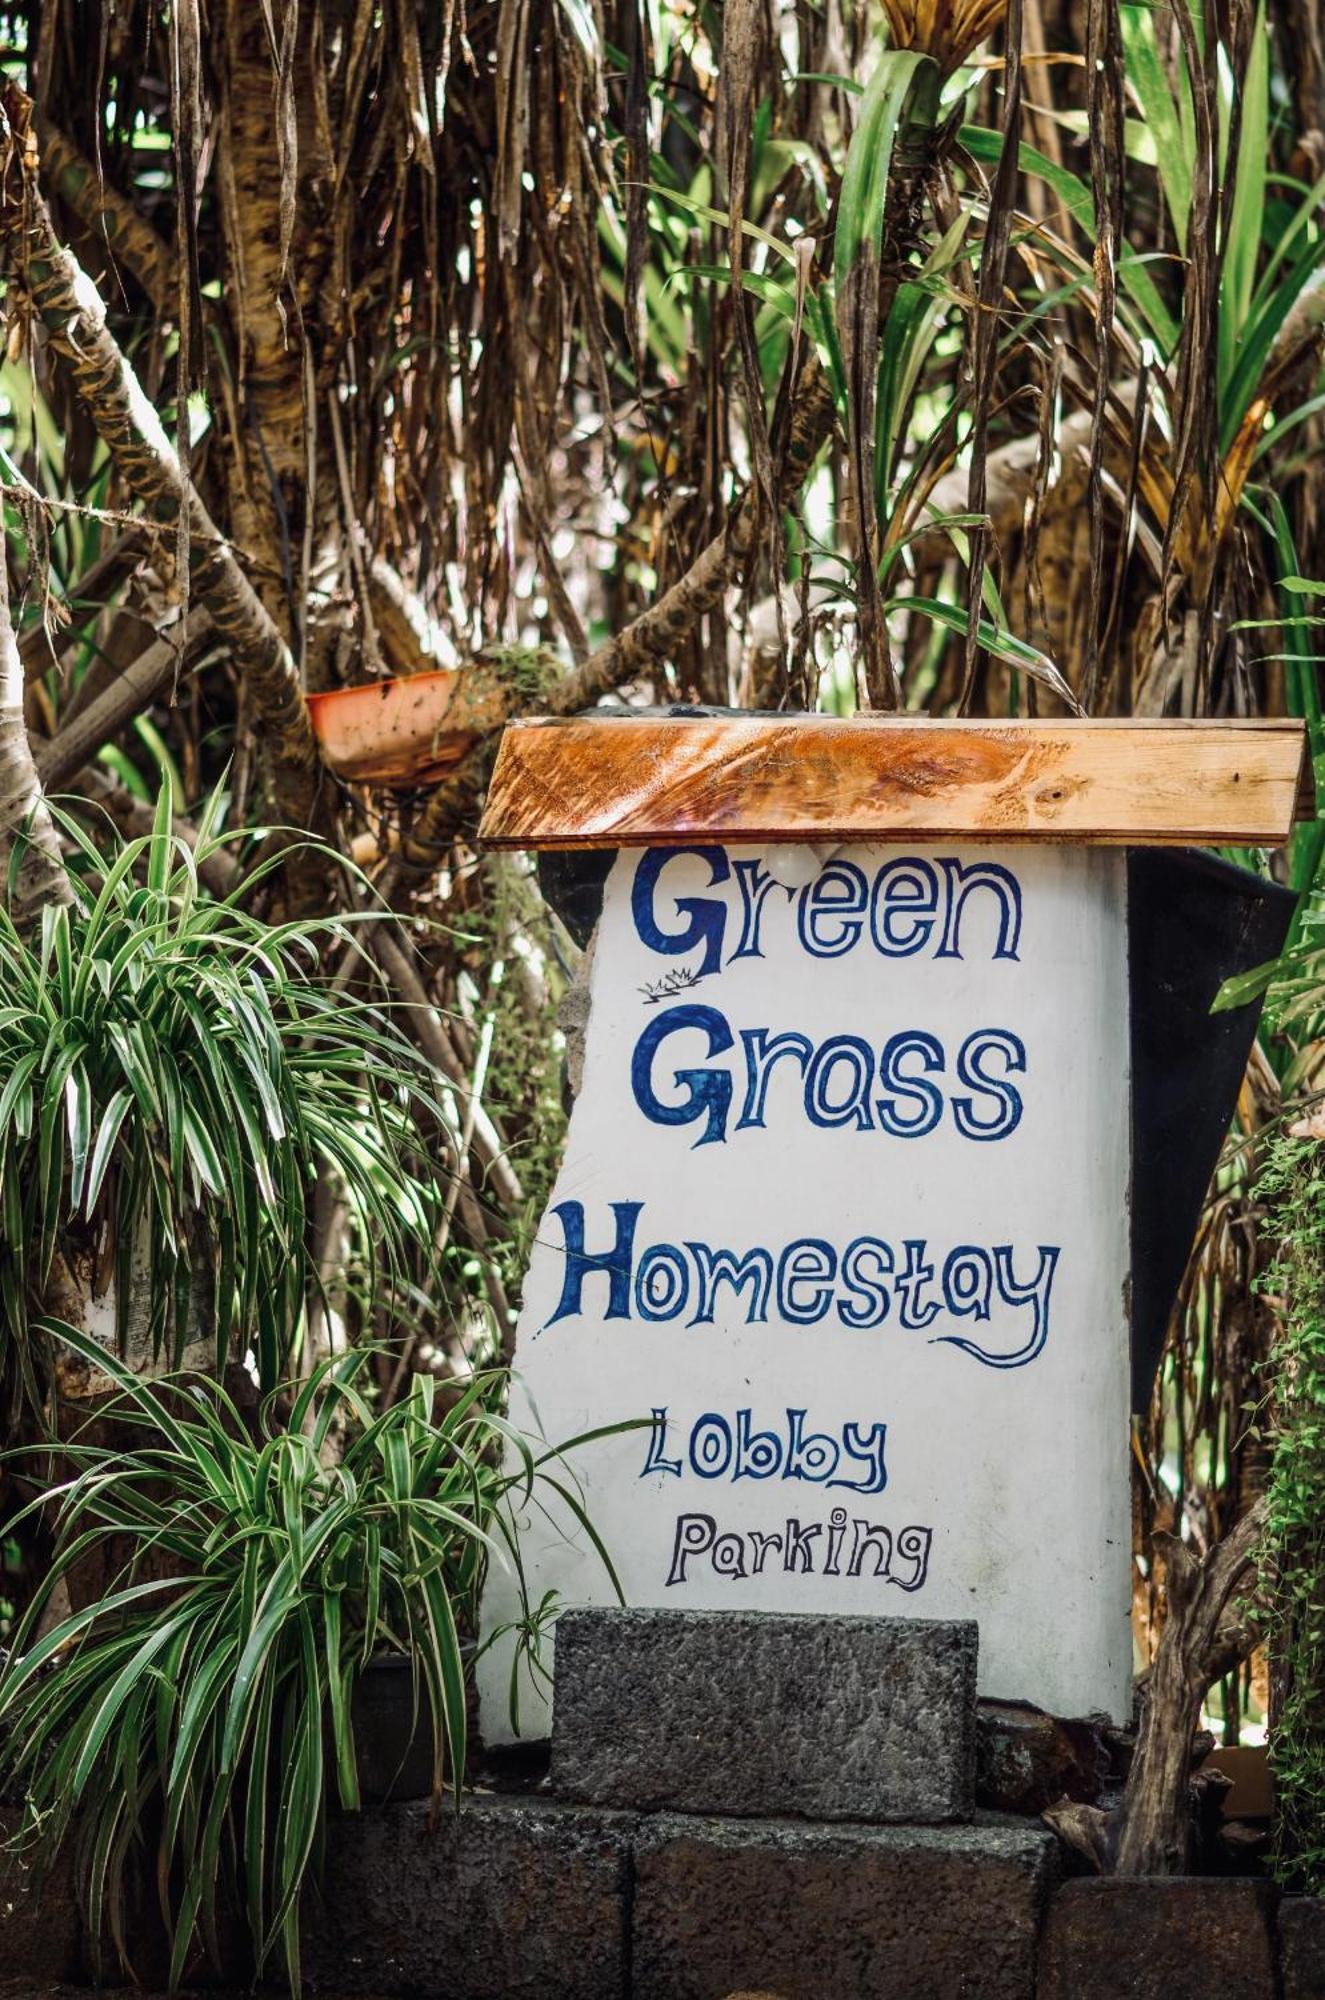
[0, 0, 1321, 1715]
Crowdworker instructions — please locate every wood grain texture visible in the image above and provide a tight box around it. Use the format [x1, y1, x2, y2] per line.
[479, 716, 1309, 849]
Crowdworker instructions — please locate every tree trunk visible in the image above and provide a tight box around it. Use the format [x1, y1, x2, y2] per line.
[0, 536, 70, 930]
[1111, 1502, 1265, 1874]
[214, 0, 361, 691]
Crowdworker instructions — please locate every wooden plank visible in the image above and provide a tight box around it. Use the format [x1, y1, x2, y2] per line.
[479, 715, 1309, 850]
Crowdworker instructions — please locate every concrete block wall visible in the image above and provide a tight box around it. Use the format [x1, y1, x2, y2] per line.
[5, 1609, 1321, 1999]
[309, 1609, 1323, 2000]
[303, 1607, 1063, 1998]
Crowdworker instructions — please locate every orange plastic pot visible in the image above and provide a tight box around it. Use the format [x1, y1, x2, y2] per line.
[307, 669, 474, 785]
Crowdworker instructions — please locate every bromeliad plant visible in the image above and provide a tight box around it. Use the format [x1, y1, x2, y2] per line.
[0, 786, 448, 1419]
[0, 1327, 621, 1993]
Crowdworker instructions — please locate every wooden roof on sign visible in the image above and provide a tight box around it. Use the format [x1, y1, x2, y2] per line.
[478, 715, 1310, 850]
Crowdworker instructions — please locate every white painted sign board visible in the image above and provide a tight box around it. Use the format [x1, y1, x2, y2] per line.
[479, 840, 1133, 1737]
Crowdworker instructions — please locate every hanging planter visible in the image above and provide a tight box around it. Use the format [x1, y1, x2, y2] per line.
[307, 668, 475, 785]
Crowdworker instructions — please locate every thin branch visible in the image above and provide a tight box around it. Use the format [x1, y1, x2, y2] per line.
[328, 389, 385, 677]
[959, 0, 1026, 714]
[35, 612, 213, 792]
[37, 119, 171, 311]
[371, 925, 524, 1214]
[368, 556, 449, 676]
[561, 354, 836, 712]
[397, 355, 838, 878]
[17, 527, 144, 684]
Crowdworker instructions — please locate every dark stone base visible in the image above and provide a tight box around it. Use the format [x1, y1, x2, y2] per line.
[0, 1989, 373, 1999]
[0, 1806, 86, 1988]
[303, 1793, 634, 1999]
[1281, 1897, 1325, 2000]
[7, 1806, 1322, 2000]
[0, 1990, 292, 2000]
[1, 1613, 1310, 2000]
[553, 1607, 977, 1824]
[975, 1701, 1111, 1814]
[632, 1813, 1055, 2000]
[1037, 1878, 1278, 2000]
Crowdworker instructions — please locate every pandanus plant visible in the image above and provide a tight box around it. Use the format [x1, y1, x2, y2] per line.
[881, 0, 1009, 74]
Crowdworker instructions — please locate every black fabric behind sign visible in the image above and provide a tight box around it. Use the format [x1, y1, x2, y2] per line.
[1127, 847, 1295, 1412]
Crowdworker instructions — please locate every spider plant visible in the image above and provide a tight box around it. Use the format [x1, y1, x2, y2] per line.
[0, 784, 449, 1419]
[0, 1325, 625, 1994]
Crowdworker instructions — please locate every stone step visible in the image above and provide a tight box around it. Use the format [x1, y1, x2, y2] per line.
[1036, 1878, 1278, 2000]
[0, 1990, 388, 1999]
[302, 1791, 1051, 2000]
[632, 1811, 1055, 2000]
[304, 1794, 634, 2000]
[551, 1606, 978, 1822]
[1282, 1898, 1325, 2000]
[13, 1807, 1303, 2000]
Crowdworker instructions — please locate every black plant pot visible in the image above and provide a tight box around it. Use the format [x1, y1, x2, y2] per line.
[350, 1653, 437, 1805]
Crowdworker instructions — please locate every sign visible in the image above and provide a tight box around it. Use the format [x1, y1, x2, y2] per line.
[479, 838, 1134, 1734]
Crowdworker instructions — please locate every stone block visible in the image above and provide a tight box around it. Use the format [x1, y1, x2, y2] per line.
[975, 1701, 1109, 1814]
[552, 1606, 976, 1821]
[0, 1989, 366, 1999]
[1281, 1896, 1325, 2000]
[0, 1806, 83, 1986]
[1037, 1878, 1277, 2000]
[632, 1811, 1054, 2000]
[302, 1793, 633, 1999]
